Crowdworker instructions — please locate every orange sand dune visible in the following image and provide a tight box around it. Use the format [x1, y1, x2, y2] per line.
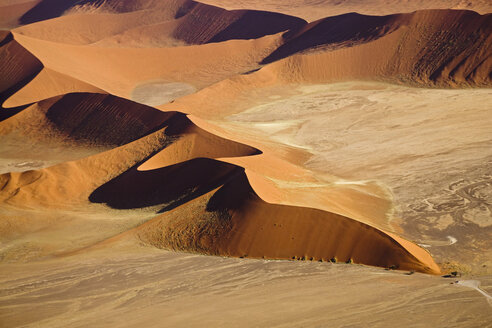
[138, 114, 398, 234]
[12, 0, 305, 47]
[134, 167, 439, 274]
[6, 8, 489, 109]
[0, 93, 259, 208]
[0, 93, 175, 147]
[0, 93, 179, 177]
[0, 32, 41, 102]
[3, 2, 490, 280]
[138, 115, 260, 171]
[162, 10, 491, 122]
[2, 2, 492, 327]
[0, 91, 438, 273]
[13, 11, 179, 45]
[0, 0, 39, 28]
[10, 32, 282, 102]
[76, 155, 439, 273]
[0, 31, 42, 122]
[15, 0, 197, 25]
[260, 10, 492, 86]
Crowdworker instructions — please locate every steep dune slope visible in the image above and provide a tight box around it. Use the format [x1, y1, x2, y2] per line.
[14, 11, 177, 45]
[0, 31, 42, 122]
[0, 93, 177, 174]
[16, 0, 193, 25]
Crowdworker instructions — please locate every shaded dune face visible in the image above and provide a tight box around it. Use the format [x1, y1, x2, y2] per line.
[136, 169, 440, 274]
[18, 0, 84, 25]
[16, 0, 163, 25]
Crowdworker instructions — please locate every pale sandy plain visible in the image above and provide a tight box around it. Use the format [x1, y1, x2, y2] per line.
[1, 0, 492, 327]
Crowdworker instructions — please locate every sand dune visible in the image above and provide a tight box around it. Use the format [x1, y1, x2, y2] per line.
[0, 32, 41, 102]
[200, 0, 492, 21]
[13, 0, 305, 46]
[1, 2, 492, 326]
[3, 68, 105, 107]
[2, 4, 488, 273]
[261, 10, 492, 86]
[0, 91, 439, 273]
[0, 0, 39, 29]
[135, 168, 439, 273]
[10, 32, 281, 102]
[1, 93, 174, 147]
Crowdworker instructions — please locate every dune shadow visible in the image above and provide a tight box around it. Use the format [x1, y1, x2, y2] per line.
[89, 158, 242, 211]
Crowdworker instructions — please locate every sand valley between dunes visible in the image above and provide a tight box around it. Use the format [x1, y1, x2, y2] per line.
[1, 0, 492, 327]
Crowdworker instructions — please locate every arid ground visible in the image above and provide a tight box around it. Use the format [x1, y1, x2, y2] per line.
[1, 0, 491, 327]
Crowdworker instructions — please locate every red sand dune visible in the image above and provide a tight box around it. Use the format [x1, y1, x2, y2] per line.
[0, 32, 41, 102]
[261, 10, 492, 86]
[12, 0, 305, 45]
[136, 168, 440, 274]
[0, 91, 440, 274]
[2, 0, 491, 277]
